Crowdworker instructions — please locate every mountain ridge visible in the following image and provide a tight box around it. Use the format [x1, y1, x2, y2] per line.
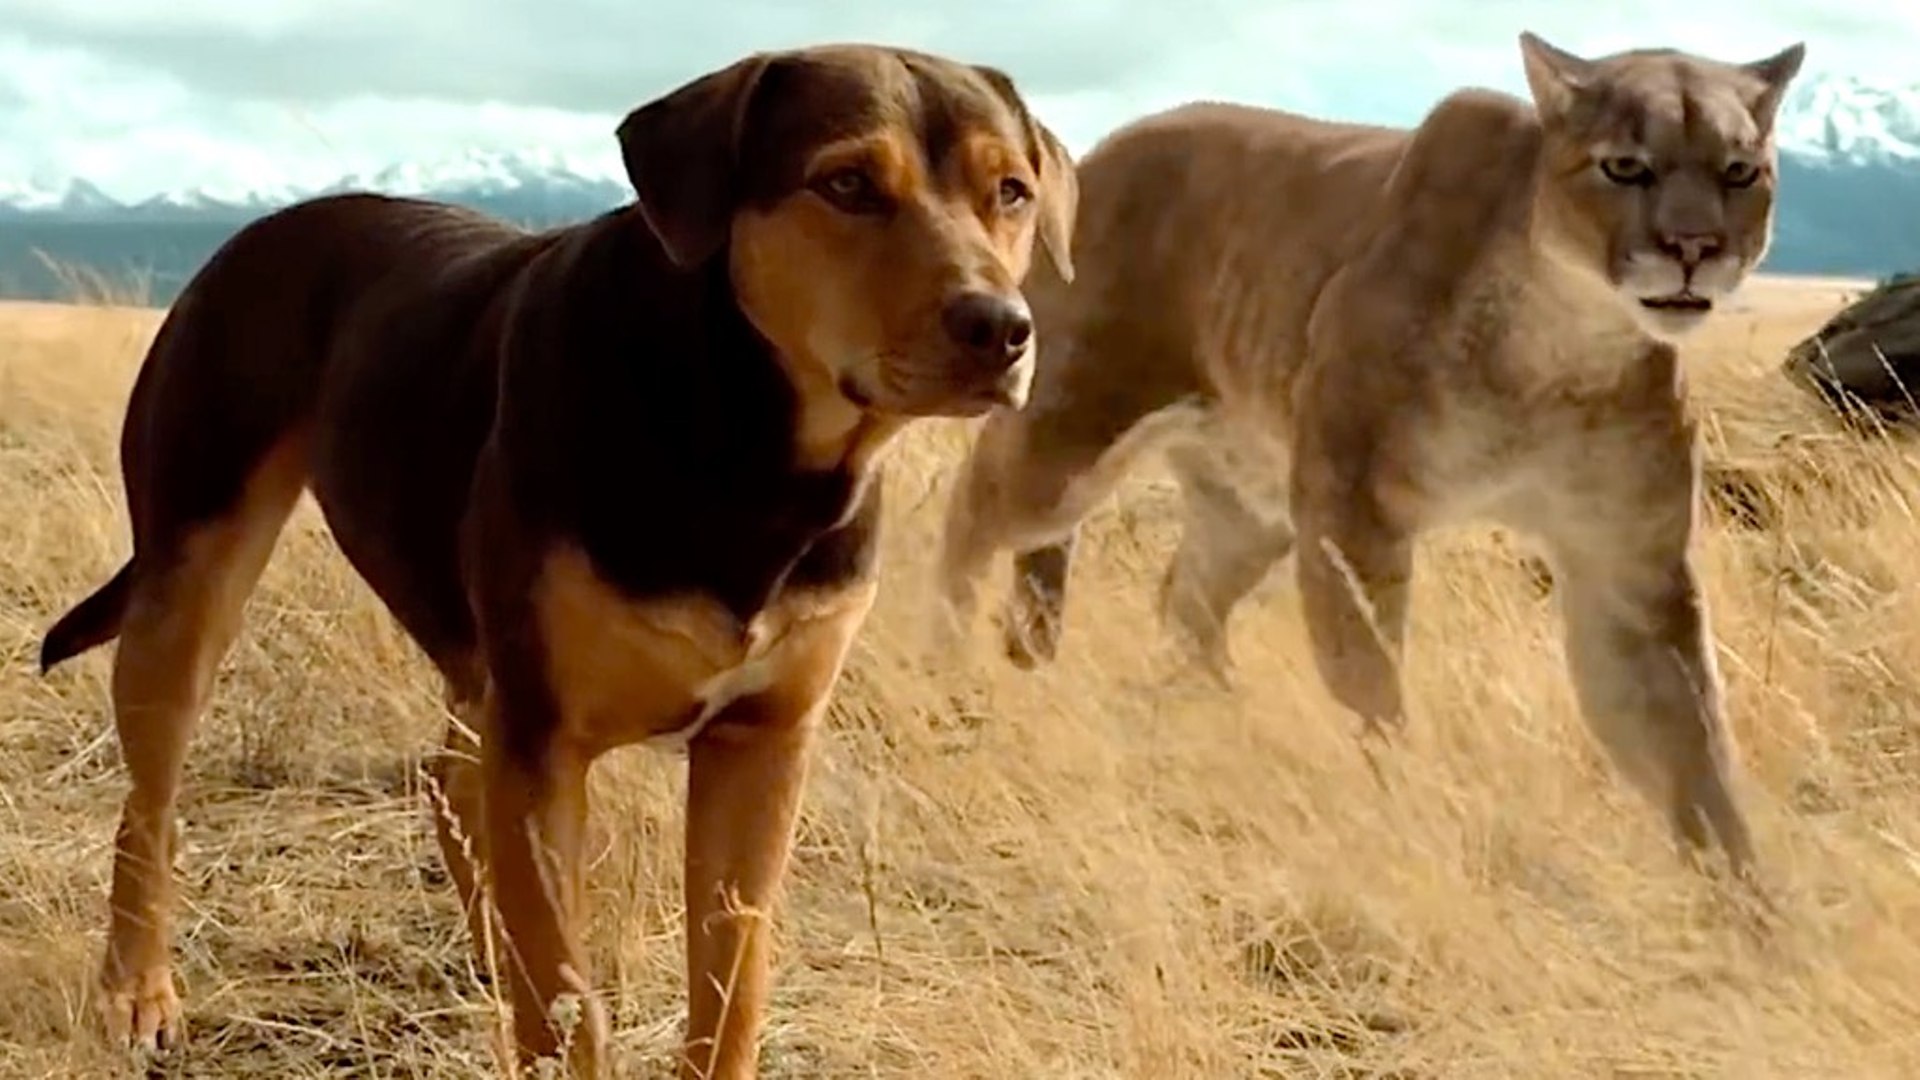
[3, 73, 1917, 296]
[7, 72, 1916, 220]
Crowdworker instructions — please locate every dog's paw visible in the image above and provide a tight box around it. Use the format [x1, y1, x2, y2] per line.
[98, 965, 184, 1055]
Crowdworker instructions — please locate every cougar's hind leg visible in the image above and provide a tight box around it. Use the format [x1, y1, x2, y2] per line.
[1158, 439, 1296, 682]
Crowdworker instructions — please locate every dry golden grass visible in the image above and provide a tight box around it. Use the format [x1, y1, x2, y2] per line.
[3, 278, 1919, 1079]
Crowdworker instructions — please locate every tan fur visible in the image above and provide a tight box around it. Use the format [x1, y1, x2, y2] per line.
[534, 544, 878, 755]
[677, 581, 873, 1080]
[938, 34, 1807, 887]
[463, 562, 878, 1080]
[487, 557, 878, 1080]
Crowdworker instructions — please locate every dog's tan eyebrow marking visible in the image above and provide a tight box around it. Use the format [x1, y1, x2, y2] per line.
[955, 131, 1029, 185]
[805, 130, 927, 198]
[803, 135, 885, 174]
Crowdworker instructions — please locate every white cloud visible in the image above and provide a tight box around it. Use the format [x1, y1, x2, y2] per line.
[0, 0, 1913, 198]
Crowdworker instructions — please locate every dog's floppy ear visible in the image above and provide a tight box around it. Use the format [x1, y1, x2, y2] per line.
[616, 52, 775, 269]
[1027, 121, 1079, 284]
[974, 65, 1079, 284]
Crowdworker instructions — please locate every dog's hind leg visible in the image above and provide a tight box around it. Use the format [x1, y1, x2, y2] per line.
[95, 435, 308, 1052]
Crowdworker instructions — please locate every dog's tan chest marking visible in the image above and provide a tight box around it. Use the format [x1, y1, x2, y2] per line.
[533, 545, 873, 753]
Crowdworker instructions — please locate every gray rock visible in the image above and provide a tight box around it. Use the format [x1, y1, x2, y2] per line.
[1783, 272, 1920, 420]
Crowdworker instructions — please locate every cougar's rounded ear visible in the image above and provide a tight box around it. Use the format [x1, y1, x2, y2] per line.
[1741, 42, 1806, 130]
[1518, 31, 1593, 120]
[974, 64, 1079, 284]
[616, 52, 776, 269]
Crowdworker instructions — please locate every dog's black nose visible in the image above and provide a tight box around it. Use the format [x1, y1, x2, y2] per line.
[941, 291, 1032, 368]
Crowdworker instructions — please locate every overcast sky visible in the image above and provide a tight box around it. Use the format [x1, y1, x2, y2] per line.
[2, 0, 1914, 200]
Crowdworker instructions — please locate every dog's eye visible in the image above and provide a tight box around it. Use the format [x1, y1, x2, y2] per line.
[1721, 160, 1761, 189]
[812, 167, 885, 213]
[1599, 156, 1655, 186]
[997, 177, 1032, 210]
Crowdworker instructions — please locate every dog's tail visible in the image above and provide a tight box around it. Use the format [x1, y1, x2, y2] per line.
[39, 560, 135, 674]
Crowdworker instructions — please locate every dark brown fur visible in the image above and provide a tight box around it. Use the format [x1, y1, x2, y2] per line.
[39, 43, 1075, 1079]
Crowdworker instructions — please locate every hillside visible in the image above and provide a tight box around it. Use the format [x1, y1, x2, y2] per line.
[2, 281, 1919, 1076]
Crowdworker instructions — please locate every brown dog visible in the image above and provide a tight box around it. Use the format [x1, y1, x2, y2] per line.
[37, 44, 1075, 1078]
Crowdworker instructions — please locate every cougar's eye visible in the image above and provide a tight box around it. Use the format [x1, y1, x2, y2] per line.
[1722, 160, 1761, 188]
[1599, 155, 1655, 186]
[997, 176, 1032, 210]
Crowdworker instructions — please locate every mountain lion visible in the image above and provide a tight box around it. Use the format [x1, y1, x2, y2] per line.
[936, 34, 1806, 882]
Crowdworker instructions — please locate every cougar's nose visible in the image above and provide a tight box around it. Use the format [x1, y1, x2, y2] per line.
[1657, 231, 1725, 268]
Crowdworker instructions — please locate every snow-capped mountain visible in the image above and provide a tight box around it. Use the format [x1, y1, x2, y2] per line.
[4, 79, 1919, 304]
[8, 75, 1904, 222]
[1762, 74, 1920, 280]
[1778, 73, 1920, 166]
[0, 150, 636, 303]
[319, 147, 623, 200]
[0, 178, 64, 214]
[0, 148, 630, 223]
[132, 178, 309, 216]
[51, 178, 123, 216]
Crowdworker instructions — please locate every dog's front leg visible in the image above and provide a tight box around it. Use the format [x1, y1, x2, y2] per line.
[678, 587, 873, 1080]
[481, 717, 608, 1076]
[680, 712, 811, 1080]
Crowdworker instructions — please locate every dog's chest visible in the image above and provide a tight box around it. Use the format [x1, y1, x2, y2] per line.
[533, 545, 872, 753]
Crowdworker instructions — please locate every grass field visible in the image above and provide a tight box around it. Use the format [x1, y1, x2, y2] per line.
[3, 276, 1919, 1078]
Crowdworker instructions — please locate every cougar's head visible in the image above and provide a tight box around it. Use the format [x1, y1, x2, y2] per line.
[1519, 32, 1805, 342]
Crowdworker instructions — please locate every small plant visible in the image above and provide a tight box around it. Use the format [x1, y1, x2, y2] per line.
[29, 248, 155, 307]
[530, 992, 586, 1079]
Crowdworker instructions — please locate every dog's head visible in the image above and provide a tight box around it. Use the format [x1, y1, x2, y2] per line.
[616, 44, 1077, 418]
